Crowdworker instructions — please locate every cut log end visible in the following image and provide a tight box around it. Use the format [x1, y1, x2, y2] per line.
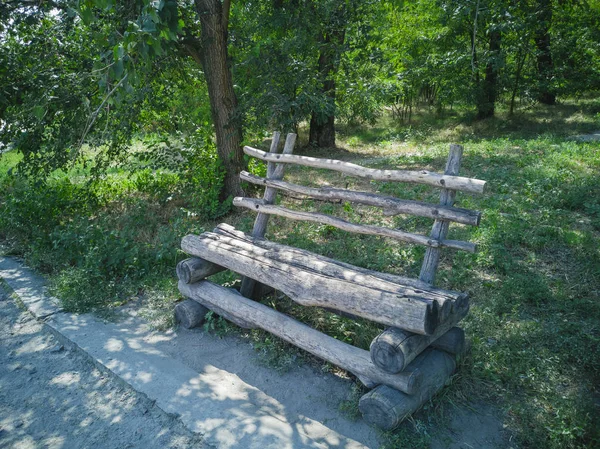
[369, 329, 407, 374]
[370, 303, 469, 374]
[174, 299, 209, 329]
[176, 257, 225, 284]
[176, 260, 193, 284]
[360, 349, 457, 429]
[359, 385, 406, 430]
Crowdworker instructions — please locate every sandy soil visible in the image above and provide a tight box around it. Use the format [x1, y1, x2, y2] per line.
[0, 290, 209, 449]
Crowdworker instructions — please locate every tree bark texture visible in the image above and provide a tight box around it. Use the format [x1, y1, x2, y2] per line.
[194, 0, 245, 199]
[477, 30, 501, 120]
[535, 0, 556, 105]
[309, 27, 346, 148]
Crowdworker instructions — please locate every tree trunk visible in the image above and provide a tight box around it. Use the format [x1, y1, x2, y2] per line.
[476, 30, 501, 120]
[535, 0, 556, 105]
[194, 0, 244, 199]
[510, 49, 525, 116]
[309, 28, 345, 148]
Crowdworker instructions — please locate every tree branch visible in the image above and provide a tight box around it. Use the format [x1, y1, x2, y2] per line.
[77, 74, 127, 152]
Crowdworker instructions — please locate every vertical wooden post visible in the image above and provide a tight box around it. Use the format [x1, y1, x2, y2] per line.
[419, 144, 463, 286]
[240, 132, 297, 299]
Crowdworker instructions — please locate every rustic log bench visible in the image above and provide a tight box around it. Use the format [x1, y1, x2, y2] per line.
[174, 132, 486, 430]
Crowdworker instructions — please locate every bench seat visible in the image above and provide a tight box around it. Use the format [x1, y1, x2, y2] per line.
[180, 223, 468, 336]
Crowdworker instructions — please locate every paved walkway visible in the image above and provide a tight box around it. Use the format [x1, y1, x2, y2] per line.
[0, 289, 206, 449]
[0, 257, 379, 449]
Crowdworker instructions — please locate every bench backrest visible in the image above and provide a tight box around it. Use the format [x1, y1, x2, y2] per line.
[234, 132, 485, 287]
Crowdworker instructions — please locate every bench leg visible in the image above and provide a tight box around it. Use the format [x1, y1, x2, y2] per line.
[359, 349, 456, 430]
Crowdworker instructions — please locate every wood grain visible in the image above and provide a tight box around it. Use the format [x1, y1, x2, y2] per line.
[244, 146, 486, 194]
[240, 171, 481, 226]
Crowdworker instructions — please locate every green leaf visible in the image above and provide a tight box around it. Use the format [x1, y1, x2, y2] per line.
[113, 59, 124, 78]
[32, 105, 45, 120]
[113, 44, 124, 62]
[80, 7, 94, 25]
[142, 18, 157, 32]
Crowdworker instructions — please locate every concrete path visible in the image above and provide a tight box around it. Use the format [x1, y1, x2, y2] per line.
[0, 257, 380, 449]
[0, 289, 206, 449]
[573, 131, 600, 142]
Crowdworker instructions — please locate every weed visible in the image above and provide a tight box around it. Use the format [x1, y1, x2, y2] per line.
[338, 383, 366, 421]
[379, 422, 431, 449]
[249, 330, 303, 373]
[202, 311, 236, 337]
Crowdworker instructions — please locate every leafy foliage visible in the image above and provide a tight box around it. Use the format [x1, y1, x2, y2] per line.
[1, 2, 600, 447]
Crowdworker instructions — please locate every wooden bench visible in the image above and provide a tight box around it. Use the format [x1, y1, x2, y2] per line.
[174, 132, 486, 430]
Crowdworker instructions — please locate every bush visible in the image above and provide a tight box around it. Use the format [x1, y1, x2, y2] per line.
[0, 129, 227, 311]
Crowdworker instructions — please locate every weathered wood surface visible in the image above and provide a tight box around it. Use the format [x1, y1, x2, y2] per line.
[179, 280, 423, 393]
[430, 327, 465, 356]
[247, 131, 283, 241]
[176, 257, 225, 284]
[370, 304, 469, 373]
[186, 296, 255, 330]
[181, 232, 440, 334]
[240, 132, 295, 299]
[213, 223, 468, 307]
[240, 171, 481, 226]
[244, 146, 486, 194]
[233, 197, 477, 253]
[419, 144, 466, 285]
[174, 299, 209, 329]
[359, 349, 456, 430]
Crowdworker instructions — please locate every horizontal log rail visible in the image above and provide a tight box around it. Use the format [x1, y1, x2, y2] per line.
[181, 232, 440, 334]
[213, 224, 468, 304]
[212, 224, 466, 311]
[179, 280, 422, 394]
[213, 225, 468, 308]
[233, 197, 477, 253]
[240, 171, 481, 226]
[244, 146, 486, 194]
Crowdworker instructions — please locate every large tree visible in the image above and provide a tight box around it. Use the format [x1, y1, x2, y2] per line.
[308, 3, 347, 148]
[1, 0, 245, 198]
[191, 0, 244, 198]
[534, 0, 556, 105]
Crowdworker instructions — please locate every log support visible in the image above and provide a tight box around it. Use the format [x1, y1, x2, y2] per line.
[419, 144, 464, 285]
[174, 299, 209, 329]
[179, 280, 423, 394]
[176, 257, 226, 284]
[370, 304, 469, 373]
[359, 349, 457, 430]
[240, 132, 296, 299]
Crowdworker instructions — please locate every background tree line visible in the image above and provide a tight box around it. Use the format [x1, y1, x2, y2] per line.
[1, 0, 599, 198]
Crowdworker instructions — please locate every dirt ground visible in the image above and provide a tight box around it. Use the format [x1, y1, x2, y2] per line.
[0, 265, 509, 449]
[0, 290, 209, 449]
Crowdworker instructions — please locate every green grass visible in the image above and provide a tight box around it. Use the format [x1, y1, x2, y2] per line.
[1, 99, 599, 448]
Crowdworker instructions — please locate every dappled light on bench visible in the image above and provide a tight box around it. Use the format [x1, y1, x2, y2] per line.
[175, 131, 486, 430]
